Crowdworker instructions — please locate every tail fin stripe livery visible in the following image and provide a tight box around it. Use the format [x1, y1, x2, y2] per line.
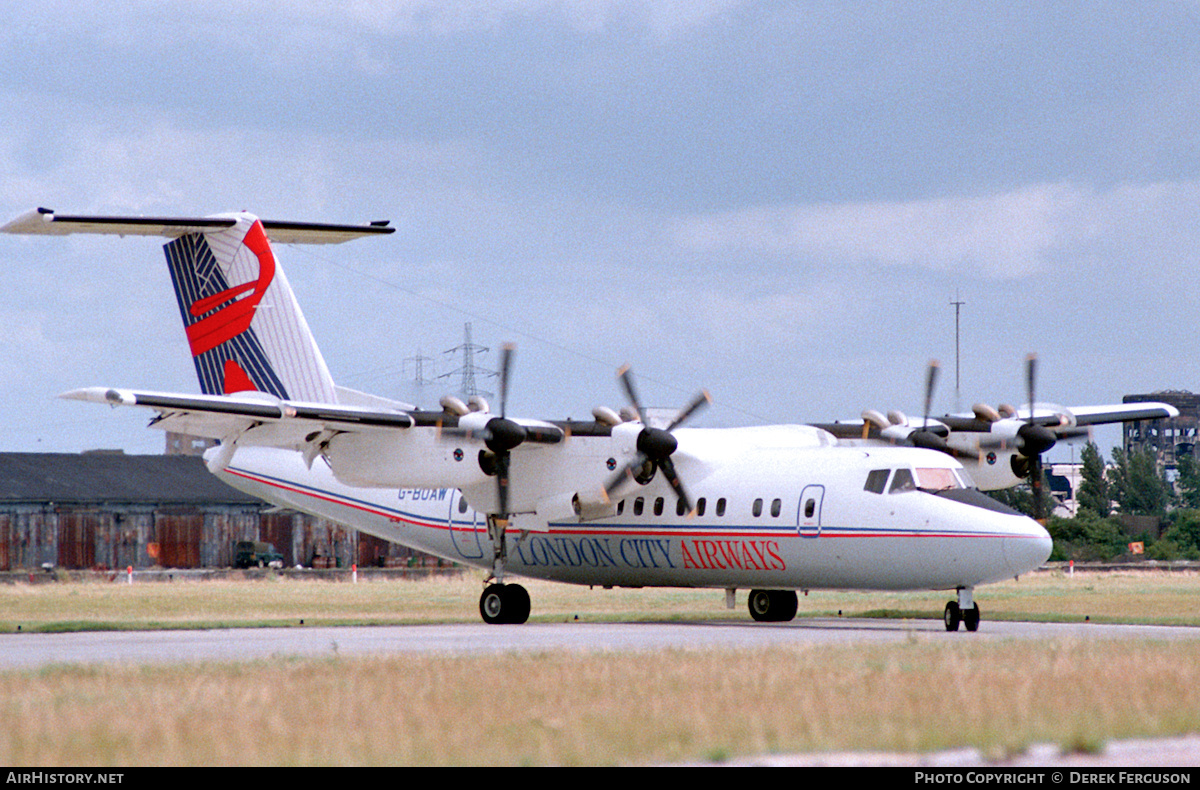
[163, 216, 337, 402]
[165, 233, 291, 399]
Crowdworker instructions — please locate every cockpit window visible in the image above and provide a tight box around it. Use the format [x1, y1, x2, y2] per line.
[915, 467, 966, 492]
[889, 468, 917, 493]
[864, 469, 890, 494]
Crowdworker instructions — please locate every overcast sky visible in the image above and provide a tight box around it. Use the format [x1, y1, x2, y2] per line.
[2, 1, 1198, 462]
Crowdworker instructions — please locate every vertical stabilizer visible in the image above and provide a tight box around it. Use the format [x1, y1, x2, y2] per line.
[164, 213, 337, 402]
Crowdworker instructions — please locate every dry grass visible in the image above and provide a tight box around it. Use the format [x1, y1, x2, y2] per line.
[2, 570, 1199, 765]
[2, 567, 1198, 632]
[3, 641, 1199, 766]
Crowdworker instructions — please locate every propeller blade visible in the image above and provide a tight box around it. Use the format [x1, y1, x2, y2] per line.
[495, 450, 510, 518]
[617, 364, 648, 425]
[604, 455, 646, 498]
[1029, 452, 1045, 522]
[666, 390, 711, 432]
[498, 343, 515, 418]
[658, 456, 693, 515]
[1025, 352, 1037, 422]
[923, 360, 940, 428]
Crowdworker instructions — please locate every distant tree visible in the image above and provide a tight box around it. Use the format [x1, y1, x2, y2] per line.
[1075, 442, 1111, 517]
[1047, 512, 1131, 562]
[1110, 446, 1171, 517]
[1146, 509, 1200, 561]
[1175, 453, 1200, 510]
[1164, 509, 1200, 553]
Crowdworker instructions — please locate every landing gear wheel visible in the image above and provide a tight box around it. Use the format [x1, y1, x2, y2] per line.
[505, 584, 531, 624]
[748, 589, 773, 621]
[748, 589, 799, 622]
[479, 583, 531, 625]
[943, 601, 961, 632]
[962, 603, 981, 632]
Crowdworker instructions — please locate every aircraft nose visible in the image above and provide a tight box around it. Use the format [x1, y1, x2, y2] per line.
[1003, 517, 1053, 577]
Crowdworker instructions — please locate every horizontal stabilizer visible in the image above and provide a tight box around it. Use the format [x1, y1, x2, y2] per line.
[61, 387, 415, 442]
[2, 208, 394, 244]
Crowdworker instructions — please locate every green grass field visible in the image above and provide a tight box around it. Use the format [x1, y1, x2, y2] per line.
[1, 569, 1198, 766]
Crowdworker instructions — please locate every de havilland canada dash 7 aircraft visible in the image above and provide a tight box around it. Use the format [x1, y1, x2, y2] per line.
[4, 208, 1178, 630]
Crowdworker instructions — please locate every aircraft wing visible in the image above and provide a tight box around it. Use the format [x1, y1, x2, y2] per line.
[936, 402, 1179, 433]
[1, 207, 394, 244]
[1055, 402, 1180, 426]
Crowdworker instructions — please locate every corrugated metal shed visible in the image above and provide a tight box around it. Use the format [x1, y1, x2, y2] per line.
[0, 452, 262, 505]
[0, 452, 386, 571]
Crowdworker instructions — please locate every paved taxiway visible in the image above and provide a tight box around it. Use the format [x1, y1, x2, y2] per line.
[5, 618, 1200, 669]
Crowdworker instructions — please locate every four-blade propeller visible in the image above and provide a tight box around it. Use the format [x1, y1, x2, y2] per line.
[604, 365, 711, 515]
[445, 343, 563, 518]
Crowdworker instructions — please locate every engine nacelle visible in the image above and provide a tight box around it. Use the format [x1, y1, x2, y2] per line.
[325, 430, 491, 489]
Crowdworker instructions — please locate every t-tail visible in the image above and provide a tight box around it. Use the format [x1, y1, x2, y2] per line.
[2, 207, 394, 404]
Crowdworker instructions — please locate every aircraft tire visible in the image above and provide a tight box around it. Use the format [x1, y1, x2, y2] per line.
[962, 604, 981, 632]
[479, 583, 531, 625]
[748, 589, 773, 621]
[775, 590, 798, 621]
[504, 583, 531, 624]
[748, 589, 798, 622]
[943, 601, 961, 631]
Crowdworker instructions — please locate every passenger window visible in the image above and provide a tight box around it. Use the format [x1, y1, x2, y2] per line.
[864, 469, 890, 494]
[634, 497, 645, 516]
[617, 500, 625, 515]
[889, 468, 917, 493]
[654, 497, 664, 516]
[771, 498, 782, 517]
[752, 498, 763, 517]
[676, 497, 687, 516]
[696, 498, 707, 517]
[716, 498, 727, 517]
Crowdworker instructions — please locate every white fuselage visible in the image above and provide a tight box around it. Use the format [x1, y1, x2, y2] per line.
[214, 425, 1052, 593]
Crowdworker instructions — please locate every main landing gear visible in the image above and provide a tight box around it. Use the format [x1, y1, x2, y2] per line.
[478, 513, 531, 625]
[747, 589, 799, 622]
[944, 587, 981, 632]
[479, 582, 531, 625]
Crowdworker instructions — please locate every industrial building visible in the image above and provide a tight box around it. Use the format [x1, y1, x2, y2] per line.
[1122, 390, 1200, 468]
[0, 451, 427, 571]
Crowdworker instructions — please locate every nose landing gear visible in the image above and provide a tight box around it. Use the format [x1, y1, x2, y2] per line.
[944, 587, 980, 632]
